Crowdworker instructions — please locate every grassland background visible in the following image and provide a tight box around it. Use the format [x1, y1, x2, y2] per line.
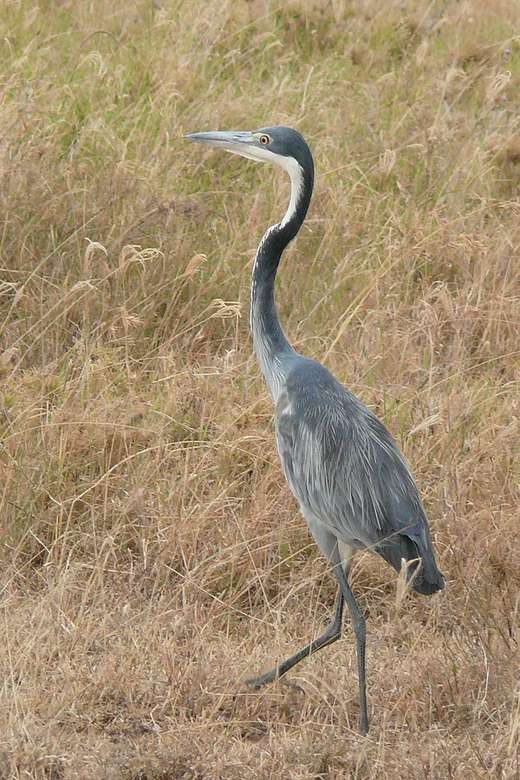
[0, 0, 519, 777]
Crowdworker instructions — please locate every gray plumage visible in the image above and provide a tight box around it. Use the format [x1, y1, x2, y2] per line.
[276, 355, 442, 595]
[186, 126, 444, 735]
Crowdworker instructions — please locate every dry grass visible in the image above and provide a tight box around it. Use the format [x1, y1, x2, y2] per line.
[1, 0, 519, 777]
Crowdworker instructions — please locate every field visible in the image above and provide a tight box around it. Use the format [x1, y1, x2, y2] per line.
[1, 0, 519, 777]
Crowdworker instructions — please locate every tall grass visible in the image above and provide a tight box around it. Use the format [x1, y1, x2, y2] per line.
[0, 0, 519, 777]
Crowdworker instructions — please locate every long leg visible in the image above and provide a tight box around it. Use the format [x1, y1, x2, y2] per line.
[334, 562, 368, 735]
[245, 535, 368, 734]
[245, 584, 344, 688]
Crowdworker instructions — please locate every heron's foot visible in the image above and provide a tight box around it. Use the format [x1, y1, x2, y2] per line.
[244, 670, 306, 695]
[244, 669, 278, 689]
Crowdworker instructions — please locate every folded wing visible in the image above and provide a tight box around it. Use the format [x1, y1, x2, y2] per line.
[276, 359, 444, 595]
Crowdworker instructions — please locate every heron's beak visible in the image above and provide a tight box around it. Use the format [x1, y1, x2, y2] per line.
[185, 130, 254, 149]
[185, 130, 268, 162]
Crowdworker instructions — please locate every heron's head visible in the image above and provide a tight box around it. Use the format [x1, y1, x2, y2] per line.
[186, 126, 314, 230]
[185, 126, 314, 180]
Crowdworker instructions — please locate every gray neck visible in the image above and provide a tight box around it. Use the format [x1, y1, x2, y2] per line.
[250, 157, 313, 400]
[250, 226, 295, 400]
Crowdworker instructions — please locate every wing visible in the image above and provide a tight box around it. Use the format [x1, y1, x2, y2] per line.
[275, 358, 444, 593]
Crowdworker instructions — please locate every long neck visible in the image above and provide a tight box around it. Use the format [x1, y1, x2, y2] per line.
[250, 158, 314, 400]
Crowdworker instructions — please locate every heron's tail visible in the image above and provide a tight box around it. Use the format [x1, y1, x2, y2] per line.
[376, 526, 444, 596]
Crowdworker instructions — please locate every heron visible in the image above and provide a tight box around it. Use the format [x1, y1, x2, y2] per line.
[186, 126, 444, 734]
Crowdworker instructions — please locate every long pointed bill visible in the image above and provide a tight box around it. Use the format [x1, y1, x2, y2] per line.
[185, 131, 255, 149]
[185, 130, 272, 162]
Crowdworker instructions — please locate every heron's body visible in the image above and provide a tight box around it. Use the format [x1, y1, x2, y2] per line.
[274, 355, 441, 594]
[186, 126, 444, 734]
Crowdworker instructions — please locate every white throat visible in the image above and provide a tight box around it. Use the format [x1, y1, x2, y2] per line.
[230, 145, 304, 228]
[278, 156, 304, 227]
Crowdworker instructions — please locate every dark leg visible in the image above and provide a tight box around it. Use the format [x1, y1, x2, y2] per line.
[334, 563, 368, 735]
[245, 584, 344, 688]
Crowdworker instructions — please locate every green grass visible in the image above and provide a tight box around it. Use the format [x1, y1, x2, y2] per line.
[0, 0, 519, 777]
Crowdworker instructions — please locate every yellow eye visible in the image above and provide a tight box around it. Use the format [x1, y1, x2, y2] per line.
[259, 134, 270, 145]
